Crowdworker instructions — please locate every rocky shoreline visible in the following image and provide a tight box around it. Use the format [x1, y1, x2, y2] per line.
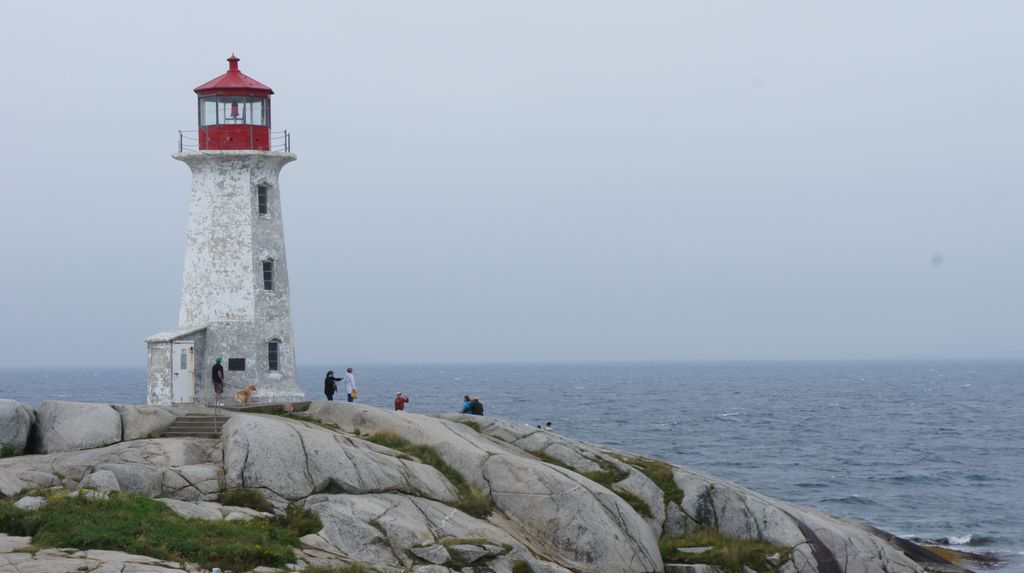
[0, 399, 973, 573]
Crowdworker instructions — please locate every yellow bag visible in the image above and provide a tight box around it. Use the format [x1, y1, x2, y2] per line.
[351, 390, 359, 399]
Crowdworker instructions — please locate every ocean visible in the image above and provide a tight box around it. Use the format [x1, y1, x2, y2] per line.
[2, 360, 1021, 571]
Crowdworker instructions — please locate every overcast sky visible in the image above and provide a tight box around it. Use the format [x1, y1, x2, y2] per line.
[1, 1, 1022, 367]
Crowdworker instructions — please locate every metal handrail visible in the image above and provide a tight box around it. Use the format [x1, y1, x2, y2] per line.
[178, 129, 291, 152]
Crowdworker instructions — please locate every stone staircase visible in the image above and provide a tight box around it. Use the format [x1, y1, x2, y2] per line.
[161, 413, 230, 438]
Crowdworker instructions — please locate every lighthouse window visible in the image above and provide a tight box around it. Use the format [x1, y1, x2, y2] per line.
[263, 259, 274, 290]
[199, 96, 269, 127]
[257, 184, 269, 215]
[268, 341, 280, 371]
[200, 98, 217, 127]
[200, 97, 220, 126]
[250, 99, 266, 125]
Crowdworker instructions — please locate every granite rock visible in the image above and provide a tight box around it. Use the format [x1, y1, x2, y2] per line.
[32, 401, 122, 454]
[113, 405, 179, 441]
[0, 400, 34, 456]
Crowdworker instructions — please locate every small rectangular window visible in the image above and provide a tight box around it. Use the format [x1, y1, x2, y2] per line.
[200, 97, 217, 126]
[228, 358, 246, 371]
[263, 260, 274, 290]
[179, 350, 188, 370]
[257, 184, 268, 215]
[268, 342, 279, 371]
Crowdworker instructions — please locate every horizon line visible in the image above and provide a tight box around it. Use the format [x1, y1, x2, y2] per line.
[3, 357, 1024, 370]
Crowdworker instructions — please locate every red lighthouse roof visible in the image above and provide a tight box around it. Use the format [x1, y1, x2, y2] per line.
[194, 55, 274, 96]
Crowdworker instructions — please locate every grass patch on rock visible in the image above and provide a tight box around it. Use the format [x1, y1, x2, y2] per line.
[624, 455, 684, 505]
[273, 504, 323, 537]
[583, 457, 629, 486]
[0, 445, 19, 458]
[527, 449, 568, 468]
[218, 487, 275, 513]
[528, 450, 652, 517]
[457, 420, 481, 432]
[660, 528, 789, 573]
[365, 431, 494, 518]
[583, 459, 652, 517]
[0, 499, 35, 536]
[0, 492, 318, 572]
[275, 410, 341, 432]
[612, 488, 653, 518]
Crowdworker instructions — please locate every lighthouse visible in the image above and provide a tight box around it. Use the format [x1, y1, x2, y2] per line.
[145, 55, 305, 406]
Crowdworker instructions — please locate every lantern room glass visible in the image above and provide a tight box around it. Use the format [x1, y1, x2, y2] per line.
[199, 96, 270, 127]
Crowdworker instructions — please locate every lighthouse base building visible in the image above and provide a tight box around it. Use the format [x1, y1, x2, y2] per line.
[145, 56, 305, 406]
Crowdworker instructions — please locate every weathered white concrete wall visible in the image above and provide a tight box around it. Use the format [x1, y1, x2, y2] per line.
[170, 150, 304, 405]
[200, 323, 300, 405]
[176, 152, 294, 325]
[146, 327, 208, 406]
[146, 342, 173, 405]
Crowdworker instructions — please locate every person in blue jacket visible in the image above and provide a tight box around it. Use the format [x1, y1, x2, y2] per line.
[461, 395, 472, 413]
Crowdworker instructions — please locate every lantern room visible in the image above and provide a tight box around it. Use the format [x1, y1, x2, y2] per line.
[194, 55, 274, 151]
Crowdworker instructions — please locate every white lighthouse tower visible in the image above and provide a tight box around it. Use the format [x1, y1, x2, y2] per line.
[145, 55, 305, 406]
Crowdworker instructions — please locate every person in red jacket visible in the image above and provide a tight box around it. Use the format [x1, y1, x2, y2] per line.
[394, 392, 410, 411]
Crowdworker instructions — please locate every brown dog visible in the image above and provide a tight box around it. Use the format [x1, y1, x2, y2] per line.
[235, 384, 257, 406]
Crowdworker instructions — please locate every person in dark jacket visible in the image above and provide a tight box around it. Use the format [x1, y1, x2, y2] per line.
[324, 370, 343, 401]
[469, 397, 484, 416]
[211, 355, 225, 407]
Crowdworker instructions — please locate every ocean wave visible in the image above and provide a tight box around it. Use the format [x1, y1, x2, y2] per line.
[794, 481, 830, 489]
[820, 495, 878, 506]
[869, 474, 947, 485]
[949, 534, 996, 547]
[912, 533, 997, 547]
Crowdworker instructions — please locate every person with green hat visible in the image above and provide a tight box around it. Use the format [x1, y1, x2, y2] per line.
[212, 355, 225, 407]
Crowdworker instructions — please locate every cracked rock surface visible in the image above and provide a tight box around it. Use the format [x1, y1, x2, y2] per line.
[305, 493, 524, 573]
[0, 533, 196, 572]
[222, 414, 460, 504]
[0, 401, 33, 456]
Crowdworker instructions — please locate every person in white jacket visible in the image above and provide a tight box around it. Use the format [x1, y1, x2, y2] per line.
[344, 368, 357, 402]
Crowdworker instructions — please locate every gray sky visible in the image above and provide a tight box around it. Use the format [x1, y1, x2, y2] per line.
[1, 1, 1022, 367]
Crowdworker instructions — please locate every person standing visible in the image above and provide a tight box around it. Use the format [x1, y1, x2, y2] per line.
[344, 367, 357, 402]
[324, 370, 342, 401]
[394, 392, 410, 411]
[211, 355, 225, 407]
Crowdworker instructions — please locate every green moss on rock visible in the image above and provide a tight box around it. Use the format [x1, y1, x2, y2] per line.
[659, 528, 790, 573]
[0, 492, 318, 572]
[365, 431, 495, 518]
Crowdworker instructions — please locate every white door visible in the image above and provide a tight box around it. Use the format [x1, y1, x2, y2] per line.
[171, 342, 195, 404]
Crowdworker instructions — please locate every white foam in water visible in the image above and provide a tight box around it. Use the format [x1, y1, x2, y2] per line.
[949, 534, 974, 545]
